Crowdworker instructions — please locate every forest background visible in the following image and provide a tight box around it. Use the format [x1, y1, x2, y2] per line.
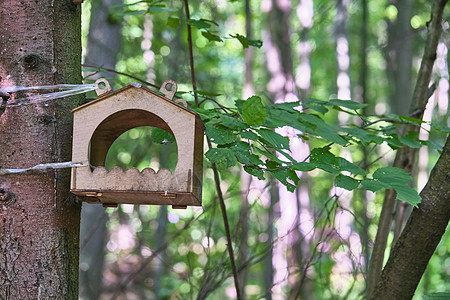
[58, 0, 449, 299]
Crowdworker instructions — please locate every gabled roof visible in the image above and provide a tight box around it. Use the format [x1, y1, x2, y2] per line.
[72, 83, 201, 120]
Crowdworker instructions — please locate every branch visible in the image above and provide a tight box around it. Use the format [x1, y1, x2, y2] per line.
[371, 134, 450, 299]
[182, 1, 241, 298]
[183, 0, 199, 106]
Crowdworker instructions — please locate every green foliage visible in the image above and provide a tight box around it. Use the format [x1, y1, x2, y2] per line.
[229, 33, 263, 48]
[201, 94, 427, 206]
[422, 293, 450, 300]
[240, 96, 267, 125]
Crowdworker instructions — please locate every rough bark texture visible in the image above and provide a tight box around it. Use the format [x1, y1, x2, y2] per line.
[0, 1, 82, 299]
[371, 135, 450, 299]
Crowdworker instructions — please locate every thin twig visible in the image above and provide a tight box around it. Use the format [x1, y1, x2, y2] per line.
[82, 63, 159, 89]
[183, 0, 199, 106]
[181, 0, 241, 297]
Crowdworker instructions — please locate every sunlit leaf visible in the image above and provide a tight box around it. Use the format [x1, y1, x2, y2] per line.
[201, 30, 223, 42]
[230, 33, 263, 48]
[341, 127, 384, 145]
[241, 96, 267, 125]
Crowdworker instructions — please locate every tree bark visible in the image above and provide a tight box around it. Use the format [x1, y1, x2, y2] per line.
[371, 134, 450, 299]
[0, 1, 82, 299]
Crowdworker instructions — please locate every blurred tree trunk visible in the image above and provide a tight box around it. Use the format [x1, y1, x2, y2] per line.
[290, 1, 314, 299]
[84, 0, 123, 78]
[335, 0, 351, 100]
[386, 0, 413, 116]
[264, 0, 309, 297]
[0, 1, 82, 299]
[387, 0, 414, 247]
[237, 0, 254, 297]
[79, 1, 122, 299]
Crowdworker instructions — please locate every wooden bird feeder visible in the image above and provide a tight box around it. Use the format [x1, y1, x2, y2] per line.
[70, 78, 204, 209]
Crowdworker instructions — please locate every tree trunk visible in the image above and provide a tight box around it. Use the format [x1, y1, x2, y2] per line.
[84, 0, 123, 77]
[0, 1, 82, 299]
[367, 1, 448, 297]
[371, 134, 450, 299]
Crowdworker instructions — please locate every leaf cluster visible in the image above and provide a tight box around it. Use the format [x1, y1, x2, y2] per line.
[198, 95, 440, 206]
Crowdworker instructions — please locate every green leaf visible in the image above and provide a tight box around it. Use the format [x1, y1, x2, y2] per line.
[194, 89, 222, 97]
[399, 131, 422, 148]
[328, 99, 368, 110]
[218, 114, 247, 130]
[336, 174, 360, 190]
[205, 148, 237, 167]
[372, 167, 421, 206]
[336, 157, 366, 176]
[310, 147, 340, 174]
[186, 18, 217, 30]
[257, 128, 290, 150]
[241, 96, 267, 125]
[399, 115, 425, 125]
[393, 184, 421, 207]
[244, 165, 265, 180]
[265, 107, 301, 129]
[167, 16, 180, 28]
[423, 292, 450, 300]
[292, 162, 317, 172]
[201, 30, 223, 42]
[270, 168, 297, 192]
[273, 101, 301, 111]
[303, 98, 329, 114]
[373, 166, 412, 186]
[341, 127, 384, 145]
[232, 142, 263, 165]
[361, 178, 390, 192]
[230, 33, 263, 48]
[298, 114, 347, 145]
[152, 128, 175, 144]
[240, 130, 259, 141]
[205, 124, 236, 145]
[387, 134, 403, 150]
[254, 148, 284, 165]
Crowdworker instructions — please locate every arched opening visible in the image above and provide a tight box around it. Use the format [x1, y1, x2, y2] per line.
[88, 109, 178, 173]
[104, 126, 178, 173]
